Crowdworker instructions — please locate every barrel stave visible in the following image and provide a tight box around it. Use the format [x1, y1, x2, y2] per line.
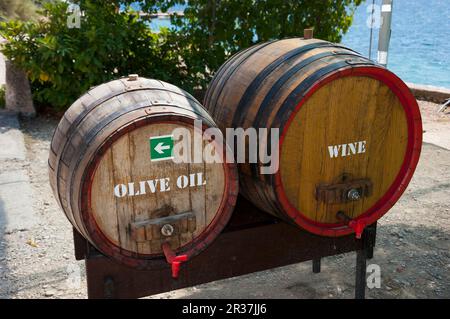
[49, 77, 238, 268]
[204, 38, 422, 237]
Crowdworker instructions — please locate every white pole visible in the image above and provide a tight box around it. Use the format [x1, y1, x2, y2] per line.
[377, 0, 393, 67]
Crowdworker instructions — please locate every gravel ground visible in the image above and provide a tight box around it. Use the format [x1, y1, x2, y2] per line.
[0, 101, 449, 299]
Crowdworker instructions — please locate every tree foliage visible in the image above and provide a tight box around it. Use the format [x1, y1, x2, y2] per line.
[0, 1, 181, 108]
[134, 0, 364, 89]
[0, 0, 363, 110]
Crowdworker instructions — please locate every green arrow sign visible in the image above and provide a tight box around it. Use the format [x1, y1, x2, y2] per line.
[149, 135, 174, 161]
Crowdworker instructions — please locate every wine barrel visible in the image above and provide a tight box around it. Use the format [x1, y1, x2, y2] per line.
[49, 76, 238, 270]
[204, 38, 422, 237]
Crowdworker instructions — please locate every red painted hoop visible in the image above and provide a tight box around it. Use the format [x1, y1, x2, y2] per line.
[274, 66, 422, 237]
[80, 114, 238, 270]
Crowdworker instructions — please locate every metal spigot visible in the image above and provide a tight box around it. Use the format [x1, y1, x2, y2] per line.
[161, 224, 175, 237]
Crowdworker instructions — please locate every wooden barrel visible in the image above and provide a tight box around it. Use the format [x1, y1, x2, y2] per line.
[49, 76, 238, 269]
[204, 38, 422, 237]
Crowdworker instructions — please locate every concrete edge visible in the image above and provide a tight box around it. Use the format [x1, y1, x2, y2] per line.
[407, 83, 450, 104]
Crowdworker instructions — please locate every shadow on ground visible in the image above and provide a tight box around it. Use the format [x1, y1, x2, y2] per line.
[149, 221, 449, 299]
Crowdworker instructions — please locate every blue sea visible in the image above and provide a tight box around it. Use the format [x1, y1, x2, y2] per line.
[342, 0, 450, 88]
[145, 1, 450, 88]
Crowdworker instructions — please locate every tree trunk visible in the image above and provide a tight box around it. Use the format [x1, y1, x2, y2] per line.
[5, 60, 36, 117]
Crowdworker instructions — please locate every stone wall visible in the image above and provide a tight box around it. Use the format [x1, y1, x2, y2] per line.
[407, 83, 450, 104]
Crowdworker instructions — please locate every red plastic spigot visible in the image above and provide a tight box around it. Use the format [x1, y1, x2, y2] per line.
[336, 211, 368, 239]
[171, 255, 188, 278]
[348, 218, 368, 239]
[162, 242, 188, 279]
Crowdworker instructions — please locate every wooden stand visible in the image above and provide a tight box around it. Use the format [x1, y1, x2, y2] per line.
[73, 196, 376, 299]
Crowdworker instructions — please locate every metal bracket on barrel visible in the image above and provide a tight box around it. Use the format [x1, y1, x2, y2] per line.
[316, 178, 373, 204]
[130, 211, 196, 242]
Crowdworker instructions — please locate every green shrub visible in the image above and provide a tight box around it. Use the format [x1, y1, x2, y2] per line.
[0, 0, 363, 110]
[138, 0, 364, 92]
[0, 1, 182, 110]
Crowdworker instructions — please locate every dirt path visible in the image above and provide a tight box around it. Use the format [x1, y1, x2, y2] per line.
[0, 101, 449, 299]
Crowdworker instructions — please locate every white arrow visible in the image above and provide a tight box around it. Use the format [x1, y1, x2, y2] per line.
[154, 142, 170, 154]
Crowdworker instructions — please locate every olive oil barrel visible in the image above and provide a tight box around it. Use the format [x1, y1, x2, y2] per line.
[204, 38, 422, 237]
[49, 76, 238, 269]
